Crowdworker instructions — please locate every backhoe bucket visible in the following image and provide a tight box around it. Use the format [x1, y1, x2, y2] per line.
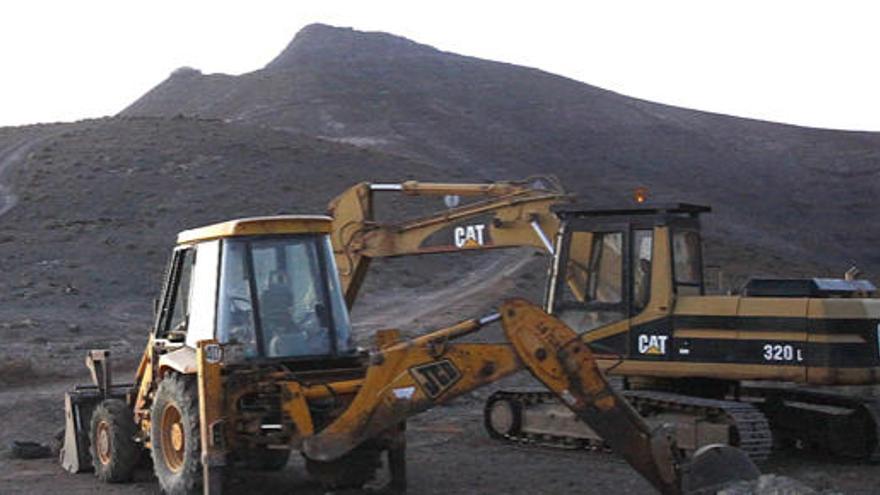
[680, 444, 760, 494]
[498, 298, 760, 495]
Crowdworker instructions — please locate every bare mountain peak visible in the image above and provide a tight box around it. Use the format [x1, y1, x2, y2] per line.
[265, 23, 442, 71]
[169, 66, 203, 78]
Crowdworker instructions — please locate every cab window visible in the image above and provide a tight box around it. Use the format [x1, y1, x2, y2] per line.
[632, 230, 653, 312]
[587, 232, 623, 304]
[157, 248, 195, 340]
[252, 238, 330, 358]
[557, 230, 625, 335]
[673, 230, 702, 295]
[216, 235, 354, 360]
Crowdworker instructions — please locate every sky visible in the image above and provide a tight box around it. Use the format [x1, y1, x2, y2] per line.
[1, 1, 879, 131]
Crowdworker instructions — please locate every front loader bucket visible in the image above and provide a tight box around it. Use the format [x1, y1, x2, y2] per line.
[60, 388, 100, 473]
[59, 385, 131, 473]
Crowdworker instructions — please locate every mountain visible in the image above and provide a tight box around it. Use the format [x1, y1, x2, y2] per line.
[122, 24, 880, 278]
[1, 23, 879, 383]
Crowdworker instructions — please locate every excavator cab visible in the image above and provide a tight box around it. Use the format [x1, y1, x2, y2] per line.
[546, 203, 710, 359]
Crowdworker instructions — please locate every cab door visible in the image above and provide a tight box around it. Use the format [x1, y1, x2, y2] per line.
[549, 222, 631, 356]
[155, 247, 195, 342]
[153, 241, 219, 347]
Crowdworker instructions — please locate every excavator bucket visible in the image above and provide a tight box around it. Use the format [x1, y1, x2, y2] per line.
[498, 298, 759, 495]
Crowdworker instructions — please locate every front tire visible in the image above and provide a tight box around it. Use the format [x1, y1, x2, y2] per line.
[89, 398, 140, 482]
[150, 374, 202, 495]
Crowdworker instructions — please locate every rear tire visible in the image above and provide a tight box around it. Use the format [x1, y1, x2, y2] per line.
[150, 374, 202, 495]
[89, 398, 140, 483]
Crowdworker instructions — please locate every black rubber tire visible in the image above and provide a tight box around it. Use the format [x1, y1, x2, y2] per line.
[89, 398, 140, 483]
[241, 448, 291, 471]
[9, 441, 51, 459]
[150, 374, 202, 495]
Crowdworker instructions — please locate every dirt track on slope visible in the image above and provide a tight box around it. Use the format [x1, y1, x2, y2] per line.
[0, 129, 62, 216]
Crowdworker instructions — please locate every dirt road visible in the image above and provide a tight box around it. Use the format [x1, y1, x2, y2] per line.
[0, 129, 62, 217]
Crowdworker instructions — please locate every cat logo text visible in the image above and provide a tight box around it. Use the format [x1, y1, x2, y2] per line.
[454, 224, 487, 248]
[638, 334, 669, 356]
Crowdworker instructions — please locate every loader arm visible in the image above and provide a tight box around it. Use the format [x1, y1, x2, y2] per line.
[327, 177, 568, 307]
[302, 299, 758, 494]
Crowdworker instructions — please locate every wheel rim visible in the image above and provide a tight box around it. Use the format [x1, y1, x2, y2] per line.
[161, 403, 185, 472]
[96, 420, 112, 465]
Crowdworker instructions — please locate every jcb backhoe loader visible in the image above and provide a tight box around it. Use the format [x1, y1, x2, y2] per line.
[324, 179, 880, 462]
[60, 214, 758, 495]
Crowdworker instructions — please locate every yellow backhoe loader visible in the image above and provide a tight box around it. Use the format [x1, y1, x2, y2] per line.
[60, 214, 758, 495]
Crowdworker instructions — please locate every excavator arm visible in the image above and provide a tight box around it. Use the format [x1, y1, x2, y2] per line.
[301, 299, 759, 494]
[327, 177, 567, 307]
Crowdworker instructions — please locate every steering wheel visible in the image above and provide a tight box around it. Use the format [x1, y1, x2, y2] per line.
[293, 310, 318, 330]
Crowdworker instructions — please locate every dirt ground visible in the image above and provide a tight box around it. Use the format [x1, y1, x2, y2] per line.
[1, 377, 879, 495]
[1, 262, 879, 495]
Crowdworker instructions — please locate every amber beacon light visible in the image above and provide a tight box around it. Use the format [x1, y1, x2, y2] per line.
[634, 186, 648, 204]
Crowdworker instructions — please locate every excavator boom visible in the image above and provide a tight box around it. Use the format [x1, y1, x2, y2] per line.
[327, 177, 567, 306]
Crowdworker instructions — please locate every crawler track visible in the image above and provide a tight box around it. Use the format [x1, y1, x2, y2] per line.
[484, 389, 773, 462]
[485, 391, 608, 450]
[623, 390, 773, 462]
[745, 386, 880, 461]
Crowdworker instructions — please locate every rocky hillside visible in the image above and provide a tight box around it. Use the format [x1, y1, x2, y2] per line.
[122, 23, 880, 278]
[0, 117, 482, 378]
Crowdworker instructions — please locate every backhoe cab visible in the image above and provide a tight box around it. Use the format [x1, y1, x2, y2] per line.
[161, 215, 355, 362]
[61, 213, 759, 495]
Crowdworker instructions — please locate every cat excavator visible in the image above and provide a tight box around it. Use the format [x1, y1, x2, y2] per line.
[326, 178, 880, 463]
[60, 212, 758, 495]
